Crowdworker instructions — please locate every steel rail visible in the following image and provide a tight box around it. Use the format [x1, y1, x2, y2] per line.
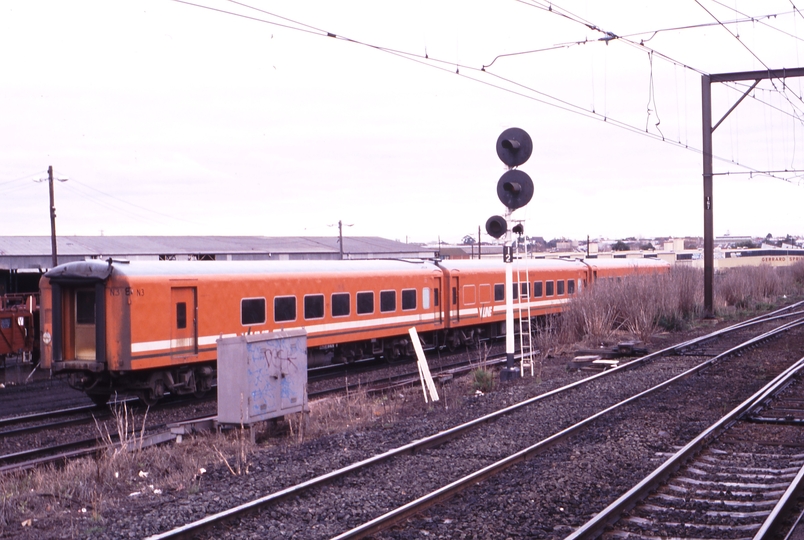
[146, 311, 804, 540]
[330, 318, 804, 540]
[0, 403, 99, 429]
[755, 458, 804, 539]
[0, 396, 143, 429]
[567, 355, 804, 540]
[0, 414, 105, 437]
[0, 414, 207, 474]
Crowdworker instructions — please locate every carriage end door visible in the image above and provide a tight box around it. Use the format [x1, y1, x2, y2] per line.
[171, 287, 197, 357]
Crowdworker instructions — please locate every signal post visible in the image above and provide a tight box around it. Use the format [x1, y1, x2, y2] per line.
[486, 128, 534, 381]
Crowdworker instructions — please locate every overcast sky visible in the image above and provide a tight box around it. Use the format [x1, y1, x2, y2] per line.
[1, 0, 803, 244]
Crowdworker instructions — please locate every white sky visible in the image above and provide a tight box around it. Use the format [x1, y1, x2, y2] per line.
[1, 0, 803, 244]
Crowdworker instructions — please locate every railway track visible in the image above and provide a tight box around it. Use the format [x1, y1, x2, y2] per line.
[0, 396, 216, 473]
[141, 305, 804, 540]
[568, 356, 804, 540]
[3, 302, 800, 472]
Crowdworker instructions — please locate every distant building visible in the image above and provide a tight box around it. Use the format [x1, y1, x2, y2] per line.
[0, 235, 437, 295]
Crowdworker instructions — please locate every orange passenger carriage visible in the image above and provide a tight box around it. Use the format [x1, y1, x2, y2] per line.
[39, 256, 669, 404]
[40, 259, 448, 404]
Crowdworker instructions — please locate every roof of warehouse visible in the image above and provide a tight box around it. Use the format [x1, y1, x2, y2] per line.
[0, 236, 425, 257]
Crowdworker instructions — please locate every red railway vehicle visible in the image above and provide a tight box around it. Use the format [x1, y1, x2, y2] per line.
[39, 257, 668, 404]
[0, 294, 36, 366]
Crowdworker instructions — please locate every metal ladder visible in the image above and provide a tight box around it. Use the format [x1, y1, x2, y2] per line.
[513, 226, 535, 377]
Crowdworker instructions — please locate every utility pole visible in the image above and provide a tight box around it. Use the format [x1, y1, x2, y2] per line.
[48, 166, 58, 268]
[40, 165, 68, 268]
[338, 220, 344, 260]
[333, 220, 353, 260]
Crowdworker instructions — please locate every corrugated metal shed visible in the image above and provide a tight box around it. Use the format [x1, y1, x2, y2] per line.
[0, 236, 436, 272]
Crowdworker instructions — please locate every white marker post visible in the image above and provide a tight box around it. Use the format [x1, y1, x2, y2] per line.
[409, 327, 438, 403]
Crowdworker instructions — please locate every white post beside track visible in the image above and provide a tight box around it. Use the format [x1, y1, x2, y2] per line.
[409, 327, 439, 403]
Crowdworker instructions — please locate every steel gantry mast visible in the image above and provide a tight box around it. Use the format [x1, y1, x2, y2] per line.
[701, 67, 804, 317]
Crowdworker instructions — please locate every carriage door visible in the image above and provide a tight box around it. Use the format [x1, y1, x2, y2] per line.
[171, 287, 197, 357]
[74, 288, 96, 360]
[433, 277, 442, 325]
[450, 276, 460, 324]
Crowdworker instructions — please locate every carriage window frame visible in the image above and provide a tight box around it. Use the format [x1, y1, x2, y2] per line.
[533, 281, 543, 298]
[331, 292, 350, 317]
[304, 294, 325, 320]
[357, 291, 374, 315]
[76, 289, 96, 325]
[241, 297, 266, 326]
[463, 285, 476, 306]
[494, 283, 505, 302]
[176, 302, 187, 329]
[557, 280, 565, 295]
[401, 289, 417, 311]
[274, 296, 297, 323]
[568, 279, 576, 295]
[380, 290, 396, 313]
[545, 281, 555, 297]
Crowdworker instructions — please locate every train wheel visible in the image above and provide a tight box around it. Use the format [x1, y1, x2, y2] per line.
[138, 392, 157, 407]
[140, 376, 165, 407]
[446, 333, 459, 352]
[386, 344, 401, 361]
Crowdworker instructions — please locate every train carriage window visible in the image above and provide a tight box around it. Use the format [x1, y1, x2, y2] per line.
[402, 289, 417, 311]
[332, 293, 350, 317]
[380, 290, 396, 313]
[422, 288, 431, 310]
[494, 284, 504, 302]
[76, 290, 96, 325]
[304, 294, 324, 320]
[557, 280, 565, 295]
[533, 281, 543, 298]
[520, 283, 529, 298]
[357, 291, 374, 315]
[241, 298, 266, 326]
[546, 281, 555, 297]
[568, 279, 576, 294]
[176, 302, 187, 329]
[274, 296, 296, 323]
[452, 287, 457, 305]
[433, 288, 439, 307]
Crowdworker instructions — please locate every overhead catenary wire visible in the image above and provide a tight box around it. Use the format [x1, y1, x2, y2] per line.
[694, 0, 804, 125]
[171, 0, 804, 185]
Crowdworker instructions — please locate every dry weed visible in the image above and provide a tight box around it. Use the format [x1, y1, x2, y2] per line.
[716, 265, 792, 312]
[212, 426, 253, 476]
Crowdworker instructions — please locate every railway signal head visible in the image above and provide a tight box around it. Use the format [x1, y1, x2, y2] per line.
[496, 127, 533, 168]
[485, 215, 507, 239]
[496, 169, 534, 210]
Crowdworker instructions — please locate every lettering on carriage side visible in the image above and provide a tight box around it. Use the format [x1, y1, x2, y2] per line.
[479, 305, 493, 318]
[110, 287, 144, 298]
